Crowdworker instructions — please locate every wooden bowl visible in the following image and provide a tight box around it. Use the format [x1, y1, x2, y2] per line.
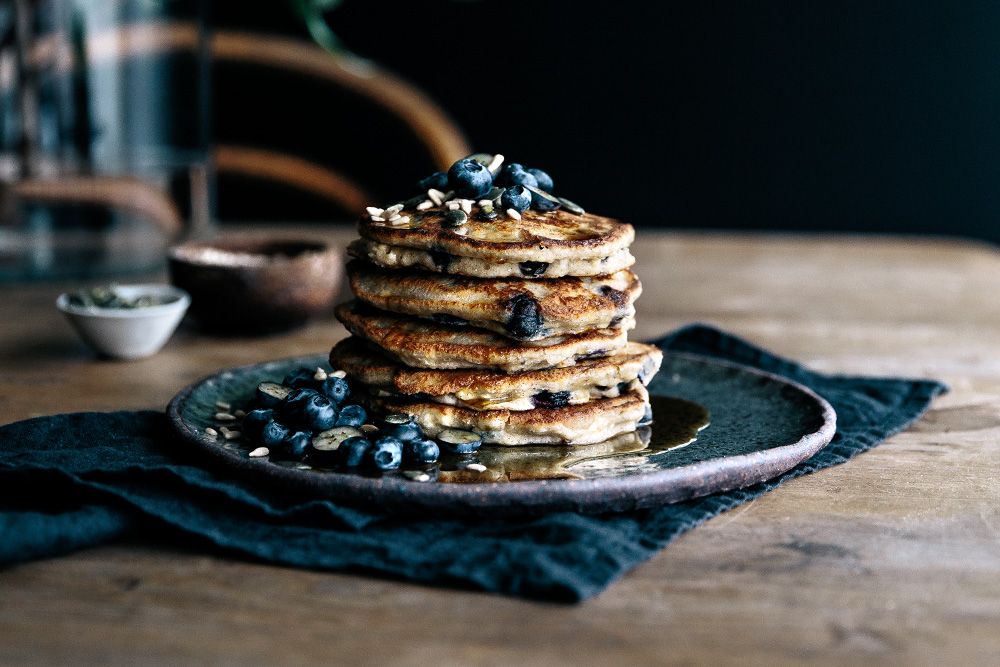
[168, 238, 342, 335]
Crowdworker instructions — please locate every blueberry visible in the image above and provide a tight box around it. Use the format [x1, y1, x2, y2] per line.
[338, 436, 370, 467]
[335, 404, 367, 427]
[638, 403, 653, 426]
[256, 381, 291, 408]
[430, 313, 469, 328]
[447, 158, 493, 199]
[283, 367, 317, 389]
[369, 436, 403, 470]
[500, 185, 531, 214]
[381, 418, 423, 443]
[416, 171, 448, 193]
[283, 388, 337, 430]
[504, 292, 543, 339]
[279, 430, 312, 460]
[404, 438, 440, 464]
[518, 261, 549, 278]
[531, 390, 571, 409]
[494, 163, 538, 189]
[526, 168, 553, 192]
[302, 394, 338, 430]
[322, 376, 350, 405]
[429, 248, 454, 272]
[242, 408, 274, 444]
[261, 419, 292, 449]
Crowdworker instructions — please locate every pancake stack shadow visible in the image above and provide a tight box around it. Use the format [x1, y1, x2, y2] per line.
[330, 156, 662, 447]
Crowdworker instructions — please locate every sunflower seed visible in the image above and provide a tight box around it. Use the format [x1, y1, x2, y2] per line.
[460, 199, 473, 214]
[465, 152, 494, 166]
[215, 412, 236, 421]
[506, 208, 521, 220]
[313, 367, 328, 381]
[487, 153, 504, 174]
[416, 200, 433, 211]
[388, 213, 402, 222]
[466, 463, 487, 472]
[223, 429, 241, 441]
[444, 209, 468, 227]
[249, 447, 269, 458]
[477, 199, 492, 207]
[205, 427, 218, 437]
[331, 369, 347, 379]
[366, 206, 384, 217]
[558, 197, 585, 215]
[371, 216, 386, 222]
[446, 200, 461, 211]
[427, 188, 446, 206]
[384, 203, 404, 216]
[392, 216, 411, 226]
[234, 409, 246, 419]
[215, 401, 231, 411]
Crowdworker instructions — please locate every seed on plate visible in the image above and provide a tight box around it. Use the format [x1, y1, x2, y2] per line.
[215, 412, 236, 421]
[444, 209, 468, 227]
[205, 427, 218, 437]
[506, 208, 521, 220]
[234, 409, 246, 419]
[313, 367, 328, 381]
[416, 200, 433, 211]
[249, 447, 269, 458]
[466, 463, 487, 472]
[215, 401, 231, 411]
[366, 206, 384, 217]
[331, 369, 347, 379]
[427, 188, 445, 206]
[557, 197, 585, 215]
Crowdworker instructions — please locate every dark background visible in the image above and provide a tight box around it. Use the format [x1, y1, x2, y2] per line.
[215, 1, 1000, 244]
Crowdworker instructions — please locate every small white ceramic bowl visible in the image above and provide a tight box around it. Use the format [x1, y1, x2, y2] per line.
[56, 284, 191, 359]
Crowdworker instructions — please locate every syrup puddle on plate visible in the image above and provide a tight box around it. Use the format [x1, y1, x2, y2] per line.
[436, 395, 710, 483]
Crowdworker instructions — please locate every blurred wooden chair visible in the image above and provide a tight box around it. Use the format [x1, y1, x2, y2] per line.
[2, 21, 471, 231]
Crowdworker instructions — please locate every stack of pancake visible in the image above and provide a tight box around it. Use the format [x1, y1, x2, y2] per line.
[331, 163, 662, 446]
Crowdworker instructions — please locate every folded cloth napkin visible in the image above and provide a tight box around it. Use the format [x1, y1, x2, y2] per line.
[0, 325, 947, 601]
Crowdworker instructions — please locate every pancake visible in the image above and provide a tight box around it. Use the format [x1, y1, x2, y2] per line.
[347, 260, 641, 341]
[364, 385, 650, 446]
[347, 238, 635, 279]
[330, 336, 663, 411]
[335, 302, 632, 373]
[359, 207, 634, 264]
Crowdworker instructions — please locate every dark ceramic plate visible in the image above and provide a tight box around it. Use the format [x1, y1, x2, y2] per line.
[167, 352, 836, 517]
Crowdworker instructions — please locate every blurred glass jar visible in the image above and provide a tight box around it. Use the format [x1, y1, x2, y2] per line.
[0, 0, 212, 281]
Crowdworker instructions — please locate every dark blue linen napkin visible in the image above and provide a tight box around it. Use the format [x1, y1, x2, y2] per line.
[0, 325, 947, 601]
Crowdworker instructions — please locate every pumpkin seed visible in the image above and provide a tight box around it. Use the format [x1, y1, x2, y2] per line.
[444, 209, 468, 227]
[478, 205, 498, 222]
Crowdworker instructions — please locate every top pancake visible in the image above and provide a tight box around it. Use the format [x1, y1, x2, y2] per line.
[359, 207, 635, 263]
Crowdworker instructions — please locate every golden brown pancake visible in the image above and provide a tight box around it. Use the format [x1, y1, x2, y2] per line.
[334, 302, 632, 373]
[359, 207, 634, 263]
[330, 336, 662, 411]
[347, 260, 640, 341]
[364, 385, 650, 446]
[347, 238, 635, 279]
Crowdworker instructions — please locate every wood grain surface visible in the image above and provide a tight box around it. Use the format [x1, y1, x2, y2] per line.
[2, 227, 998, 666]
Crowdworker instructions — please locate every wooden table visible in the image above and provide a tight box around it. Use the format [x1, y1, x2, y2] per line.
[2, 228, 998, 666]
